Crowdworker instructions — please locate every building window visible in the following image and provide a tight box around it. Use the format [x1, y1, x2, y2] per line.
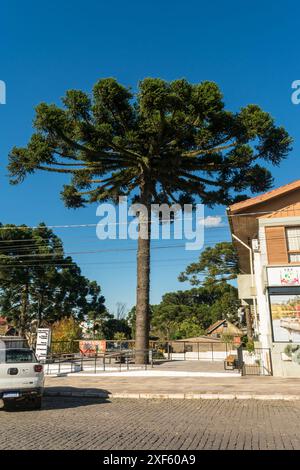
[286, 227, 300, 263]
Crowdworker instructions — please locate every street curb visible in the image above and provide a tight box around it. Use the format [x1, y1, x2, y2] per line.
[44, 390, 300, 401]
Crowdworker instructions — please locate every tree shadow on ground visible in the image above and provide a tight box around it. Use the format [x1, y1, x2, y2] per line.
[0, 387, 111, 412]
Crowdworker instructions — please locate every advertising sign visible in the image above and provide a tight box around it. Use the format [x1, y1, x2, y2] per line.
[267, 267, 300, 287]
[79, 340, 106, 356]
[35, 328, 51, 361]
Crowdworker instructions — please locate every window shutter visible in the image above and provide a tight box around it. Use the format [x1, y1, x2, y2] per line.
[265, 226, 288, 264]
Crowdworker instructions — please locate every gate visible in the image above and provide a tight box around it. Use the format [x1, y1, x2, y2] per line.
[240, 347, 273, 376]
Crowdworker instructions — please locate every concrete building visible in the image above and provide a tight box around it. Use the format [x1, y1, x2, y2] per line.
[228, 179, 300, 376]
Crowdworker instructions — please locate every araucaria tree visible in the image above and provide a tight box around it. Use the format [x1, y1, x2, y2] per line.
[8, 78, 291, 362]
[179, 242, 239, 286]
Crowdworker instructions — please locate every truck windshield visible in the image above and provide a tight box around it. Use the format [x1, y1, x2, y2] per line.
[4, 349, 36, 363]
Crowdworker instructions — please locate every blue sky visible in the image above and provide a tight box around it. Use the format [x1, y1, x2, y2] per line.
[1, 0, 300, 313]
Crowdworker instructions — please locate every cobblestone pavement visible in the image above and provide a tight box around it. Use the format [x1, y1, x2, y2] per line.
[1, 398, 300, 450]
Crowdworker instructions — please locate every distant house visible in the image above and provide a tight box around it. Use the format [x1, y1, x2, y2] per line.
[206, 319, 243, 340]
[176, 335, 221, 343]
[171, 335, 223, 353]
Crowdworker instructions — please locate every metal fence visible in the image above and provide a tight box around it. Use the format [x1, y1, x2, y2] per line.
[50, 339, 240, 361]
[43, 339, 244, 375]
[155, 340, 240, 361]
[44, 348, 154, 375]
[241, 348, 273, 376]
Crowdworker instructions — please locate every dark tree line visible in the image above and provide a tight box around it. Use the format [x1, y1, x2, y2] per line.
[0, 223, 106, 334]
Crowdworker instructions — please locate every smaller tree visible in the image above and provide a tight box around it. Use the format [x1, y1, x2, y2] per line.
[150, 283, 239, 340]
[86, 280, 108, 337]
[102, 318, 131, 340]
[151, 303, 205, 340]
[114, 302, 127, 320]
[114, 332, 127, 341]
[209, 289, 240, 324]
[51, 317, 82, 353]
[179, 242, 239, 286]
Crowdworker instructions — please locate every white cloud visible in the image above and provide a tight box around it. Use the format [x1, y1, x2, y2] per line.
[198, 215, 223, 228]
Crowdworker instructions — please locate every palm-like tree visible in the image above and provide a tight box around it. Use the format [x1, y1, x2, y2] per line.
[8, 78, 291, 362]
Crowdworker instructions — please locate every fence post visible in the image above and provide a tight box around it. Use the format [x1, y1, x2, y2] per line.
[184, 342, 186, 360]
[237, 345, 244, 374]
[94, 354, 97, 374]
[211, 343, 214, 361]
[268, 348, 273, 376]
[197, 342, 199, 360]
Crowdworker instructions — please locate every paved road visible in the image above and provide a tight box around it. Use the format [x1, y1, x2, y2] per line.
[1, 398, 300, 450]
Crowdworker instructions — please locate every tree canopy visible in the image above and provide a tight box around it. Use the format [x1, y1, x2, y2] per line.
[129, 283, 239, 341]
[179, 241, 239, 286]
[8, 78, 292, 208]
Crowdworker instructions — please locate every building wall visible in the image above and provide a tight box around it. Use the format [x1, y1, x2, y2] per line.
[255, 217, 300, 376]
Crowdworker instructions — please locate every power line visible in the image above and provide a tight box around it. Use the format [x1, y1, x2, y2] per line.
[3, 234, 300, 258]
[0, 226, 231, 242]
[0, 243, 203, 260]
[0, 225, 230, 245]
[0, 208, 298, 232]
[0, 258, 206, 269]
[0, 240, 230, 257]
[2, 231, 300, 251]
[2, 234, 300, 259]
[0, 217, 198, 231]
[0, 206, 299, 236]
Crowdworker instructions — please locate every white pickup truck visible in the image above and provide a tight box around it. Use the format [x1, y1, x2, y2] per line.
[0, 337, 44, 410]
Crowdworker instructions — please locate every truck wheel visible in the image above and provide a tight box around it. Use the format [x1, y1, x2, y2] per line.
[3, 400, 16, 411]
[32, 396, 42, 410]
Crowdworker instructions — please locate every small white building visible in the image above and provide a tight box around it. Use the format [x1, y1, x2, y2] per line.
[228, 179, 300, 377]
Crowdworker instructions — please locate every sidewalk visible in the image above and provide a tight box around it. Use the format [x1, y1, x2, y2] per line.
[45, 372, 300, 400]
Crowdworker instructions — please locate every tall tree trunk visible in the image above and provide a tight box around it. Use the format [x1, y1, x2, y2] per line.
[135, 188, 151, 364]
[20, 282, 29, 337]
[245, 305, 253, 341]
[37, 292, 44, 328]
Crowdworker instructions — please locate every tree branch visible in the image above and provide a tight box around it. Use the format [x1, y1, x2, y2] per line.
[180, 172, 220, 186]
[182, 141, 237, 158]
